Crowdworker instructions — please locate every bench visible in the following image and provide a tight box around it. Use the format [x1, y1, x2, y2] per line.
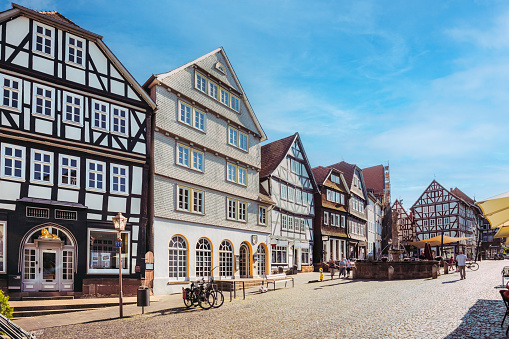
[502, 266, 509, 287]
[263, 273, 294, 291]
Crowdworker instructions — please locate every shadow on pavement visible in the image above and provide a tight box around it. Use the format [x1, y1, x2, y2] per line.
[442, 280, 459, 284]
[444, 299, 506, 339]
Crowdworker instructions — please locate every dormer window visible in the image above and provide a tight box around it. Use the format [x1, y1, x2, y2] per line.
[33, 23, 54, 57]
[215, 62, 226, 74]
[66, 34, 85, 67]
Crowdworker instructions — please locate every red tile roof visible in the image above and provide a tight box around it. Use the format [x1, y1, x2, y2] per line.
[259, 184, 275, 205]
[451, 187, 475, 205]
[328, 161, 355, 187]
[260, 134, 296, 178]
[362, 165, 384, 195]
[37, 10, 80, 27]
[311, 166, 330, 184]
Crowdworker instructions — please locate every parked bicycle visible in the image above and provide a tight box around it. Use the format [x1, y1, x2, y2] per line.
[182, 280, 215, 310]
[466, 261, 479, 271]
[205, 266, 224, 308]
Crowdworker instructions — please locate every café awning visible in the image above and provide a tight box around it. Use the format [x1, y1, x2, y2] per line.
[477, 191, 509, 228]
[408, 235, 473, 248]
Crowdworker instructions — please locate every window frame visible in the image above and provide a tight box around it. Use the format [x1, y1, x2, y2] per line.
[1, 74, 22, 112]
[195, 72, 207, 94]
[33, 22, 54, 57]
[111, 105, 129, 136]
[281, 184, 287, 200]
[30, 149, 53, 184]
[87, 228, 130, 275]
[66, 33, 85, 67]
[86, 159, 106, 192]
[1, 143, 25, 180]
[227, 197, 247, 222]
[281, 214, 288, 230]
[227, 126, 248, 152]
[220, 87, 230, 106]
[63, 91, 84, 125]
[91, 99, 109, 131]
[58, 154, 80, 188]
[176, 185, 204, 215]
[110, 163, 129, 195]
[231, 94, 240, 112]
[176, 143, 204, 173]
[258, 206, 267, 225]
[32, 83, 55, 119]
[324, 211, 329, 225]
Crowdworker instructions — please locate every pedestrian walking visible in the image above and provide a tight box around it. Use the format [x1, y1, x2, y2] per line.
[346, 259, 352, 278]
[456, 251, 467, 280]
[448, 257, 455, 272]
[329, 258, 336, 280]
[339, 257, 346, 278]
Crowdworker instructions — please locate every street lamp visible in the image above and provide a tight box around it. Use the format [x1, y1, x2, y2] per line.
[112, 212, 127, 318]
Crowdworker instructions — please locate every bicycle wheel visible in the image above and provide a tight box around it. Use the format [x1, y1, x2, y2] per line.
[213, 290, 224, 308]
[469, 262, 479, 271]
[183, 295, 193, 308]
[198, 290, 215, 310]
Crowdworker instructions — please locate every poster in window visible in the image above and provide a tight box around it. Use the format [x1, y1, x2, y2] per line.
[101, 253, 110, 268]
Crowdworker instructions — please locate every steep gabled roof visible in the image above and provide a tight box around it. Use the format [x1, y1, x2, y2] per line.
[392, 199, 409, 218]
[146, 47, 266, 140]
[259, 183, 275, 205]
[451, 187, 475, 206]
[4, 3, 156, 111]
[311, 166, 330, 185]
[328, 161, 356, 187]
[362, 164, 384, 196]
[260, 134, 296, 178]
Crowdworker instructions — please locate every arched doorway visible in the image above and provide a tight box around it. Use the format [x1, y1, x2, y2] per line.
[257, 244, 267, 277]
[20, 224, 77, 292]
[239, 243, 250, 278]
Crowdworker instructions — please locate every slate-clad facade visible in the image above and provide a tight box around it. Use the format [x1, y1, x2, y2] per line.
[0, 4, 155, 295]
[144, 48, 272, 294]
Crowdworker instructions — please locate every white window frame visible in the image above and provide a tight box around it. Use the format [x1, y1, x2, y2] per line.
[282, 214, 288, 230]
[58, 154, 80, 188]
[111, 105, 129, 136]
[231, 94, 240, 112]
[194, 108, 206, 132]
[32, 83, 55, 119]
[0, 74, 22, 111]
[227, 198, 237, 220]
[178, 100, 192, 126]
[288, 216, 294, 231]
[423, 220, 428, 227]
[239, 132, 248, 151]
[228, 126, 248, 152]
[176, 144, 204, 173]
[177, 186, 204, 214]
[87, 228, 130, 275]
[191, 149, 204, 172]
[227, 198, 246, 222]
[227, 163, 237, 183]
[192, 189, 204, 214]
[1, 143, 25, 180]
[258, 206, 266, 225]
[324, 212, 329, 225]
[30, 149, 53, 184]
[91, 99, 109, 131]
[288, 187, 294, 202]
[63, 92, 84, 125]
[238, 201, 247, 222]
[177, 186, 190, 212]
[295, 189, 302, 204]
[110, 164, 129, 195]
[66, 33, 85, 67]
[176, 143, 190, 168]
[195, 72, 207, 93]
[281, 184, 287, 200]
[33, 22, 54, 57]
[238, 166, 247, 186]
[86, 159, 106, 192]
[341, 215, 346, 227]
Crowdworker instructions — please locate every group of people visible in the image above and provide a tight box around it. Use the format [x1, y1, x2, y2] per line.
[328, 257, 352, 280]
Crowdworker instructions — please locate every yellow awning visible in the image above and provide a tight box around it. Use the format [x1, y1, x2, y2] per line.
[494, 226, 509, 239]
[477, 192, 509, 228]
[408, 235, 474, 248]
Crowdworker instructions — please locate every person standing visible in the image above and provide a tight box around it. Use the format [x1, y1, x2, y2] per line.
[456, 251, 467, 280]
[346, 259, 352, 278]
[339, 257, 346, 278]
[329, 258, 336, 280]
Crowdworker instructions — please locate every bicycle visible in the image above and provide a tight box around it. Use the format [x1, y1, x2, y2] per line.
[182, 280, 215, 310]
[205, 266, 224, 308]
[466, 261, 479, 271]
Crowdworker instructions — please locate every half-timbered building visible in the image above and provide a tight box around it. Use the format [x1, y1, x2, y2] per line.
[410, 180, 477, 258]
[0, 4, 155, 295]
[312, 166, 349, 263]
[144, 48, 272, 294]
[328, 161, 368, 259]
[391, 199, 414, 248]
[260, 133, 318, 272]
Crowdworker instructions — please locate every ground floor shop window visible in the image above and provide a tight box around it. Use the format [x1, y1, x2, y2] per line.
[88, 229, 130, 274]
[301, 248, 309, 264]
[257, 244, 266, 276]
[272, 246, 287, 264]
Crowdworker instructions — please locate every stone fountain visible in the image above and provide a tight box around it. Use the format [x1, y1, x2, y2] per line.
[388, 210, 405, 261]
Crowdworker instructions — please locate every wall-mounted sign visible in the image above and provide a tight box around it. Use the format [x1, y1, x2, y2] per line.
[251, 235, 257, 245]
[322, 236, 329, 241]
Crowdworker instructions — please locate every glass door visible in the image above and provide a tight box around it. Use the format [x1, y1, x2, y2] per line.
[38, 248, 59, 291]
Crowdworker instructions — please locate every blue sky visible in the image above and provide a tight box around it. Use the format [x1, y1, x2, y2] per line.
[6, 0, 509, 209]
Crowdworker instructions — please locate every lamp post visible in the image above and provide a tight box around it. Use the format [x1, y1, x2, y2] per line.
[112, 212, 127, 318]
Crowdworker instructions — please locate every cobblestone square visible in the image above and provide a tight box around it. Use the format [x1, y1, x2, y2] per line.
[36, 260, 509, 339]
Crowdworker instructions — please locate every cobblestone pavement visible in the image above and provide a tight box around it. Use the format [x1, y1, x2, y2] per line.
[38, 260, 509, 339]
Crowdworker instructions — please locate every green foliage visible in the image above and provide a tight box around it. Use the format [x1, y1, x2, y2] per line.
[0, 289, 13, 319]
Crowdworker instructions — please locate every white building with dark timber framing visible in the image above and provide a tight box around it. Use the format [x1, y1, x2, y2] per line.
[144, 48, 273, 295]
[0, 4, 155, 296]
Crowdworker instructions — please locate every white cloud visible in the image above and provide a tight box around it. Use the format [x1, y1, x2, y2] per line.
[447, 11, 509, 49]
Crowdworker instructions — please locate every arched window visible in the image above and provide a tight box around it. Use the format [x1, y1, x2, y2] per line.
[168, 235, 187, 280]
[219, 240, 233, 278]
[196, 238, 212, 279]
[257, 244, 266, 277]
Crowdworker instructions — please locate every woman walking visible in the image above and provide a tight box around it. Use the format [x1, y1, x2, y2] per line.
[329, 258, 336, 280]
